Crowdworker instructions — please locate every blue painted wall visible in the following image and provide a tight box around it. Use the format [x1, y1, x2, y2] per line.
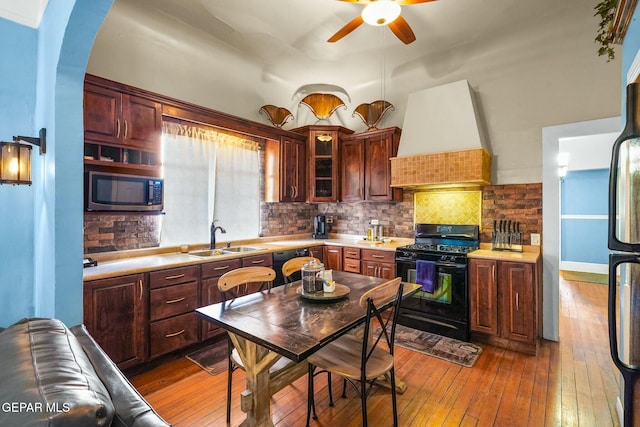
[0, 19, 38, 323]
[560, 169, 609, 265]
[0, 2, 112, 327]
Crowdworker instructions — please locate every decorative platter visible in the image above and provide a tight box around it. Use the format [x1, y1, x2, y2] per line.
[297, 283, 350, 302]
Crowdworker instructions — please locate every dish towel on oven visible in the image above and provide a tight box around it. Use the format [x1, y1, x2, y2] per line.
[416, 260, 436, 293]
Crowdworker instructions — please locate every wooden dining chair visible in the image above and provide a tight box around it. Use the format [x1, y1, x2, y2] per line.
[217, 266, 292, 424]
[281, 256, 320, 283]
[305, 277, 404, 427]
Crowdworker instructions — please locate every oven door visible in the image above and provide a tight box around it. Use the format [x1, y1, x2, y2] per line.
[396, 257, 469, 340]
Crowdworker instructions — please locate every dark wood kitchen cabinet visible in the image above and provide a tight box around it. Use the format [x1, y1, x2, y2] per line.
[83, 75, 162, 175]
[200, 258, 242, 341]
[324, 246, 343, 271]
[148, 266, 200, 359]
[293, 125, 353, 202]
[264, 134, 307, 202]
[361, 248, 396, 279]
[309, 246, 324, 264]
[341, 127, 402, 202]
[343, 247, 361, 273]
[469, 257, 540, 355]
[83, 273, 147, 369]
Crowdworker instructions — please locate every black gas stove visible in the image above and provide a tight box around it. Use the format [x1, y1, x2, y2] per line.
[395, 223, 480, 341]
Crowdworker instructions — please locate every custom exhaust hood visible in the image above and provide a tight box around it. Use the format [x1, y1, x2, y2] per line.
[391, 80, 492, 188]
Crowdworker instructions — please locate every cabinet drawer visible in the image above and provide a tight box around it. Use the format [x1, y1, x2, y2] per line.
[343, 248, 361, 259]
[150, 312, 199, 359]
[150, 281, 198, 321]
[201, 258, 242, 279]
[343, 259, 361, 273]
[149, 265, 199, 289]
[242, 253, 273, 267]
[361, 249, 395, 263]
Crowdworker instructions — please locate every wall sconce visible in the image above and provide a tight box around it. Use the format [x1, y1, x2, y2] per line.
[0, 128, 46, 185]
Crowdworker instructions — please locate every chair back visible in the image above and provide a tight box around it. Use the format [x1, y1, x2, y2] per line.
[218, 266, 276, 301]
[282, 256, 320, 283]
[360, 277, 404, 362]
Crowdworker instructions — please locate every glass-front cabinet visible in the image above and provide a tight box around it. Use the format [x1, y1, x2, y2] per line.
[294, 125, 353, 203]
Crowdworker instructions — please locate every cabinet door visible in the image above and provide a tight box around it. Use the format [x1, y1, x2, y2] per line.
[83, 274, 146, 369]
[498, 261, 536, 344]
[324, 246, 343, 271]
[309, 130, 339, 202]
[361, 260, 395, 279]
[341, 138, 365, 201]
[122, 94, 162, 150]
[365, 133, 397, 201]
[309, 246, 324, 264]
[469, 258, 498, 335]
[281, 137, 307, 202]
[84, 84, 122, 145]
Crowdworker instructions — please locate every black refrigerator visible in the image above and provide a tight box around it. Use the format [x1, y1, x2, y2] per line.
[609, 82, 640, 427]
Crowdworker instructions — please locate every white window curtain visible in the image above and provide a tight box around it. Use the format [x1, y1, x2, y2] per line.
[160, 121, 260, 247]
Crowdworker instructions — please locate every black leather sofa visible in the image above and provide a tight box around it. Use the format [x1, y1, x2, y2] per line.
[0, 318, 170, 427]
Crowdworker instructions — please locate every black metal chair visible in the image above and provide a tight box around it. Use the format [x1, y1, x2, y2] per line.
[306, 277, 404, 427]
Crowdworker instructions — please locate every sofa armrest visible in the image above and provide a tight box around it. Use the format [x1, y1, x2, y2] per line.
[71, 325, 170, 427]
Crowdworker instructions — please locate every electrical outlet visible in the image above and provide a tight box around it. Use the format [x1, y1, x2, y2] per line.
[326, 216, 333, 224]
[370, 219, 379, 225]
[531, 233, 541, 246]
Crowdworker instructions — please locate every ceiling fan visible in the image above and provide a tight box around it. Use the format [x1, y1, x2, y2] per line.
[328, 0, 437, 45]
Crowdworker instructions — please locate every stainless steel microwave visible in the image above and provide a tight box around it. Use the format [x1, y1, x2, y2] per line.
[86, 171, 163, 212]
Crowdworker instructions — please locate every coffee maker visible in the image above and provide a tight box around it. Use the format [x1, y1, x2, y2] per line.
[313, 214, 328, 239]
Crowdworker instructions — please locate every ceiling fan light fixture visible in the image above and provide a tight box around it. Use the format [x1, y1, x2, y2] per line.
[362, 1, 401, 26]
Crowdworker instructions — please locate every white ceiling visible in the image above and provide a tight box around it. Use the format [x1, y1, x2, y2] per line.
[0, 0, 47, 28]
[120, 0, 575, 88]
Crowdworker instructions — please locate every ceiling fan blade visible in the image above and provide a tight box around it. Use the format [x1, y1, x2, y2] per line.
[396, 0, 438, 4]
[388, 15, 416, 44]
[328, 15, 364, 42]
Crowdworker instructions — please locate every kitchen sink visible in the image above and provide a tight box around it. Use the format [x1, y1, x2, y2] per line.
[221, 246, 260, 253]
[189, 246, 259, 257]
[189, 249, 227, 257]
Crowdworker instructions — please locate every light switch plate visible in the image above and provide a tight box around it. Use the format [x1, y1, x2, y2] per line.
[531, 233, 541, 246]
[370, 219, 379, 225]
[326, 216, 333, 224]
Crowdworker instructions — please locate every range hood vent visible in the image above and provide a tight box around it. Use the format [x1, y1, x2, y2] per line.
[392, 80, 492, 187]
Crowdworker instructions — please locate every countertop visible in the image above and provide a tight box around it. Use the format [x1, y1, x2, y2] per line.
[467, 244, 541, 264]
[83, 236, 541, 281]
[83, 234, 414, 281]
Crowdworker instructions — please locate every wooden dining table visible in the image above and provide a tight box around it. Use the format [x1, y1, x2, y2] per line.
[196, 271, 417, 427]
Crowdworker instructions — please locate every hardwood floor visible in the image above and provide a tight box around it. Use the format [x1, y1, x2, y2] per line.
[130, 276, 621, 426]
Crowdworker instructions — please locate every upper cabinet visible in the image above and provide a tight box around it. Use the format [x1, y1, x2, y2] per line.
[293, 125, 354, 203]
[265, 134, 307, 203]
[83, 75, 162, 176]
[341, 127, 403, 202]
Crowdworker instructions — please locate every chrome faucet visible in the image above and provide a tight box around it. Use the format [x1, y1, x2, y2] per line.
[210, 220, 227, 249]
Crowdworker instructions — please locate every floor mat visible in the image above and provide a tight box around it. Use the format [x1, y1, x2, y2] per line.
[393, 324, 482, 368]
[185, 340, 228, 375]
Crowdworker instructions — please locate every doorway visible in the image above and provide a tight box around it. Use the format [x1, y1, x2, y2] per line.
[542, 116, 621, 341]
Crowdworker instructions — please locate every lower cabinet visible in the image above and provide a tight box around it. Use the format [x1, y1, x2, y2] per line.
[200, 258, 242, 341]
[148, 266, 200, 359]
[309, 246, 324, 264]
[324, 246, 343, 271]
[469, 257, 540, 354]
[343, 247, 361, 273]
[83, 273, 147, 369]
[361, 249, 396, 279]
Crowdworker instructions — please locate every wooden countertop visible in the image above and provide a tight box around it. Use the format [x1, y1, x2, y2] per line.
[83, 235, 414, 281]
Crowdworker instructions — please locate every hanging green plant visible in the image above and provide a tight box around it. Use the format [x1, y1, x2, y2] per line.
[594, 0, 618, 61]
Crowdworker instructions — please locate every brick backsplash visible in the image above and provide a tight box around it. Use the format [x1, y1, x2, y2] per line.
[480, 183, 542, 245]
[84, 183, 542, 252]
[84, 213, 161, 253]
